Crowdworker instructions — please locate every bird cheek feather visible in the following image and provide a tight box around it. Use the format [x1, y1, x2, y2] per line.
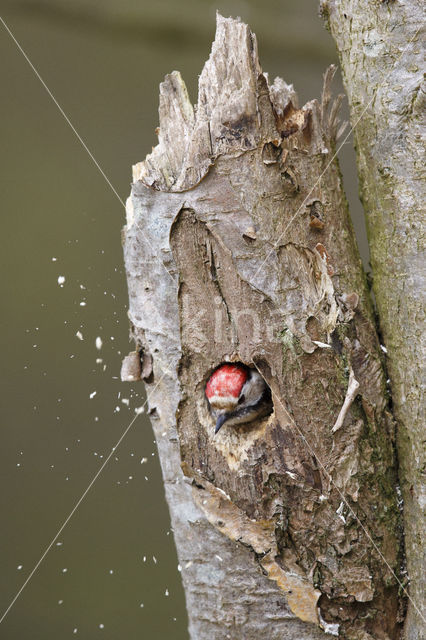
[209, 396, 238, 412]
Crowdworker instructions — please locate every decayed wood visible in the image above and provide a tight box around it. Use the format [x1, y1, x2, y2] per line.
[321, 2, 425, 637]
[123, 15, 403, 639]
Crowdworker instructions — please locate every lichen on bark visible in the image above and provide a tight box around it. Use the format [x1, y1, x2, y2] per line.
[322, 2, 425, 637]
[123, 15, 405, 639]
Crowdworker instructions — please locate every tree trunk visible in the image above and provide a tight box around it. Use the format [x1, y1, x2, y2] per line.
[122, 15, 404, 639]
[321, 3, 425, 637]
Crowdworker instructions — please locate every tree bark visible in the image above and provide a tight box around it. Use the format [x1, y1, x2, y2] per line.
[122, 15, 404, 639]
[321, 3, 425, 637]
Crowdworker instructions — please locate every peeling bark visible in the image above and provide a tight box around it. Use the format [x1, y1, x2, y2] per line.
[321, 2, 425, 637]
[122, 15, 403, 639]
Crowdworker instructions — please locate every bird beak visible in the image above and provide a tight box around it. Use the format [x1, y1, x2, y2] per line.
[215, 412, 230, 434]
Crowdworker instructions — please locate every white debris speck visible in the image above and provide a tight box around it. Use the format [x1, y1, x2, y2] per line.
[140, 457, 148, 464]
[336, 502, 346, 523]
[75, 331, 83, 341]
[165, 588, 169, 596]
[52, 257, 57, 261]
[319, 494, 327, 502]
[318, 607, 339, 635]
[114, 406, 120, 412]
[96, 358, 103, 364]
[185, 561, 193, 569]
[17, 565, 23, 570]
[153, 556, 157, 564]
[57, 276, 65, 285]
[216, 486, 232, 500]
[73, 629, 78, 634]
[139, 603, 144, 608]
[312, 340, 332, 349]
[56, 542, 63, 546]
[79, 302, 86, 307]
[135, 406, 145, 415]
[177, 564, 182, 572]
[95, 337, 103, 350]
[58, 599, 63, 605]
[99, 623, 104, 629]
[215, 555, 223, 562]
[128, 476, 133, 480]
[380, 344, 388, 354]
[396, 484, 404, 508]
[62, 568, 68, 573]
[109, 569, 114, 574]
[121, 398, 129, 406]
[89, 391, 97, 399]
[143, 556, 146, 562]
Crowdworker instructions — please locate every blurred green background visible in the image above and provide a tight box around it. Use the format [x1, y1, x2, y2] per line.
[0, 1, 368, 638]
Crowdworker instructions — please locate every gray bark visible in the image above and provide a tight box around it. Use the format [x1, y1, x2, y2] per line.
[122, 15, 404, 639]
[322, 2, 425, 637]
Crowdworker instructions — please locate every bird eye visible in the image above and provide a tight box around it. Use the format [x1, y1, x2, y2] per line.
[238, 394, 245, 405]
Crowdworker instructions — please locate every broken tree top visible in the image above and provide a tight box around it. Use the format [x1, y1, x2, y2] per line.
[132, 14, 344, 193]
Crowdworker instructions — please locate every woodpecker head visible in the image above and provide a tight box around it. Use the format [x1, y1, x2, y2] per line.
[205, 363, 272, 434]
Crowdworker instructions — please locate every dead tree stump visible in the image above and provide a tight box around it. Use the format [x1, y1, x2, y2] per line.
[122, 15, 402, 640]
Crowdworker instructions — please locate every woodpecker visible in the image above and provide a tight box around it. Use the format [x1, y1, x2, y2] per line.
[205, 363, 272, 434]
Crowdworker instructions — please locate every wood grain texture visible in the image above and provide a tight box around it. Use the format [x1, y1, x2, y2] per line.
[123, 15, 403, 639]
[322, 2, 425, 636]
